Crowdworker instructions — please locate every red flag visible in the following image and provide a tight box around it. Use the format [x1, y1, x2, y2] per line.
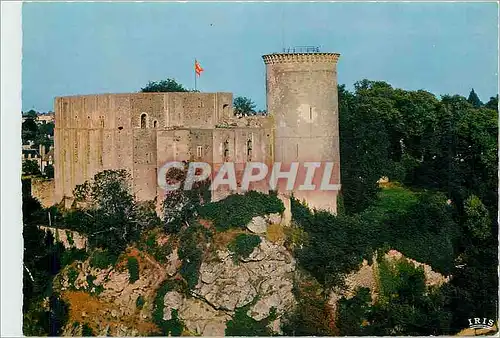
[195, 60, 204, 77]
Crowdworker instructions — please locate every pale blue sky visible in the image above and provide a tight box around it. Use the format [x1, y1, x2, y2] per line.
[22, 2, 498, 112]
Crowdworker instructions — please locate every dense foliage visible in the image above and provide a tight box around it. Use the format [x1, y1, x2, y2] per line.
[233, 96, 257, 116]
[22, 81, 497, 336]
[337, 256, 452, 335]
[152, 280, 185, 336]
[140, 78, 189, 92]
[178, 222, 212, 290]
[198, 190, 284, 231]
[61, 170, 160, 256]
[225, 304, 275, 336]
[22, 114, 54, 148]
[127, 257, 140, 284]
[339, 82, 497, 215]
[227, 234, 261, 262]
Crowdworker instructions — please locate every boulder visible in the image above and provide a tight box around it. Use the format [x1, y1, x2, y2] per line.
[246, 216, 267, 233]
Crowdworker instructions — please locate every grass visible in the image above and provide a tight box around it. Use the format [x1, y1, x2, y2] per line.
[362, 184, 419, 223]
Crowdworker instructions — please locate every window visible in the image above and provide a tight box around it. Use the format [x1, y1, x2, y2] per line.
[247, 138, 253, 161]
[223, 139, 229, 160]
[153, 120, 158, 128]
[197, 146, 203, 158]
[309, 106, 313, 120]
[140, 113, 147, 129]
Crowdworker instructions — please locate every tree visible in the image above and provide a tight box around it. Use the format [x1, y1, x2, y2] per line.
[70, 170, 151, 255]
[233, 96, 256, 116]
[24, 109, 38, 119]
[141, 78, 188, 92]
[467, 88, 483, 107]
[23, 160, 41, 176]
[22, 118, 39, 144]
[44, 164, 54, 179]
[485, 95, 498, 110]
[338, 84, 392, 213]
[38, 122, 54, 137]
[463, 195, 490, 241]
[162, 163, 211, 234]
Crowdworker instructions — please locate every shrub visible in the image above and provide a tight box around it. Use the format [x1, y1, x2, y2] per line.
[139, 232, 173, 264]
[65, 231, 74, 246]
[89, 250, 117, 269]
[136, 295, 145, 310]
[60, 248, 88, 267]
[81, 323, 95, 336]
[225, 305, 273, 336]
[127, 257, 140, 284]
[266, 223, 285, 243]
[228, 234, 261, 262]
[153, 280, 185, 336]
[198, 191, 284, 231]
[67, 267, 79, 288]
[178, 223, 212, 290]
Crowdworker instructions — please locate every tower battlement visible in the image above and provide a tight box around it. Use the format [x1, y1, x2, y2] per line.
[262, 52, 340, 65]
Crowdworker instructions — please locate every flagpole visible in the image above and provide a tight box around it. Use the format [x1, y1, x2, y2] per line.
[194, 58, 197, 91]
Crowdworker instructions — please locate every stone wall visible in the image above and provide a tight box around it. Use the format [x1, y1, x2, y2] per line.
[263, 53, 341, 214]
[54, 92, 233, 204]
[31, 178, 55, 208]
[39, 226, 88, 250]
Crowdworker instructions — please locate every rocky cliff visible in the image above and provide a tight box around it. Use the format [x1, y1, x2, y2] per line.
[54, 221, 296, 336]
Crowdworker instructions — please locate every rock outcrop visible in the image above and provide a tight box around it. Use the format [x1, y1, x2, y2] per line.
[56, 234, 296, 336]
[162, 237, 296, 336]
[328, 249, 450, 316]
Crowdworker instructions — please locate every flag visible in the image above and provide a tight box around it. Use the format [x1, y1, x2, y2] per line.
[195, 60, 204, 77]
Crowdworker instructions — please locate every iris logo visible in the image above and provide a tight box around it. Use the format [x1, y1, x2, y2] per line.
[467, 317, 495, 330]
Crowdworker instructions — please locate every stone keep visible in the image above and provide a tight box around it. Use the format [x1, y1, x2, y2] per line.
[262, 52, 341, 214]
[52, 52, 341, 215]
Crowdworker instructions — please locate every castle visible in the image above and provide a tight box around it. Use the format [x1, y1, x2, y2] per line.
[49, 51, 341, 215]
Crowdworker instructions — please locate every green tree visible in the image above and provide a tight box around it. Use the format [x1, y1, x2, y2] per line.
[24, 109, 38, 119]
[22, 118, 39, 144]
[70, 170, 153, 255]
[233, 96, 256, 116]
[44, 164, 54, 179]
[23, 160, 41, 176]
[463, 195, 490, 241]
[485, 95, 498, 110]
[338, 83, 391, 213]
[141, 78, 188, 92]
[467, 88, 483, 107]
[38, 122, 54, 137]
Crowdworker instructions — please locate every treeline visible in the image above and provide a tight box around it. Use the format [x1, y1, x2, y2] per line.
[285, 81, 498, 334]
[339, 80, 497, 215]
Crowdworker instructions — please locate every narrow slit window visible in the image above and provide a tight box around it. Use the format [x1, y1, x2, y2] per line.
[197, 146, 203, 158]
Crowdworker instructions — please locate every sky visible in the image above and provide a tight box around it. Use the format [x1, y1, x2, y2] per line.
[22, 2, 499, 112]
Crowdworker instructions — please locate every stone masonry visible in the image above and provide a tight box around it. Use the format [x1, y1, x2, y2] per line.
[52, 52, 342, 215]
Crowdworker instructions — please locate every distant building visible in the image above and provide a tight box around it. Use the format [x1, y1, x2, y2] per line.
[36, 112, 55, 124]
[22, 144, 54, 174]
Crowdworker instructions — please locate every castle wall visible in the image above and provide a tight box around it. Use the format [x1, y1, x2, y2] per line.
[263, 53, 341, 214]
[54, 92, 232, 204]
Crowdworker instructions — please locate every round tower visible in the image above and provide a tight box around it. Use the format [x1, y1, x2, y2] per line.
[262, 49, 341, 214]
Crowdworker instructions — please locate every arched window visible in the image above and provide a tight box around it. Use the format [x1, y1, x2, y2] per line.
[247, 138, 252, 160]
[223, 139, 229, 160]
[140, 113, 147, 129]
[153, 120, 158, 128]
